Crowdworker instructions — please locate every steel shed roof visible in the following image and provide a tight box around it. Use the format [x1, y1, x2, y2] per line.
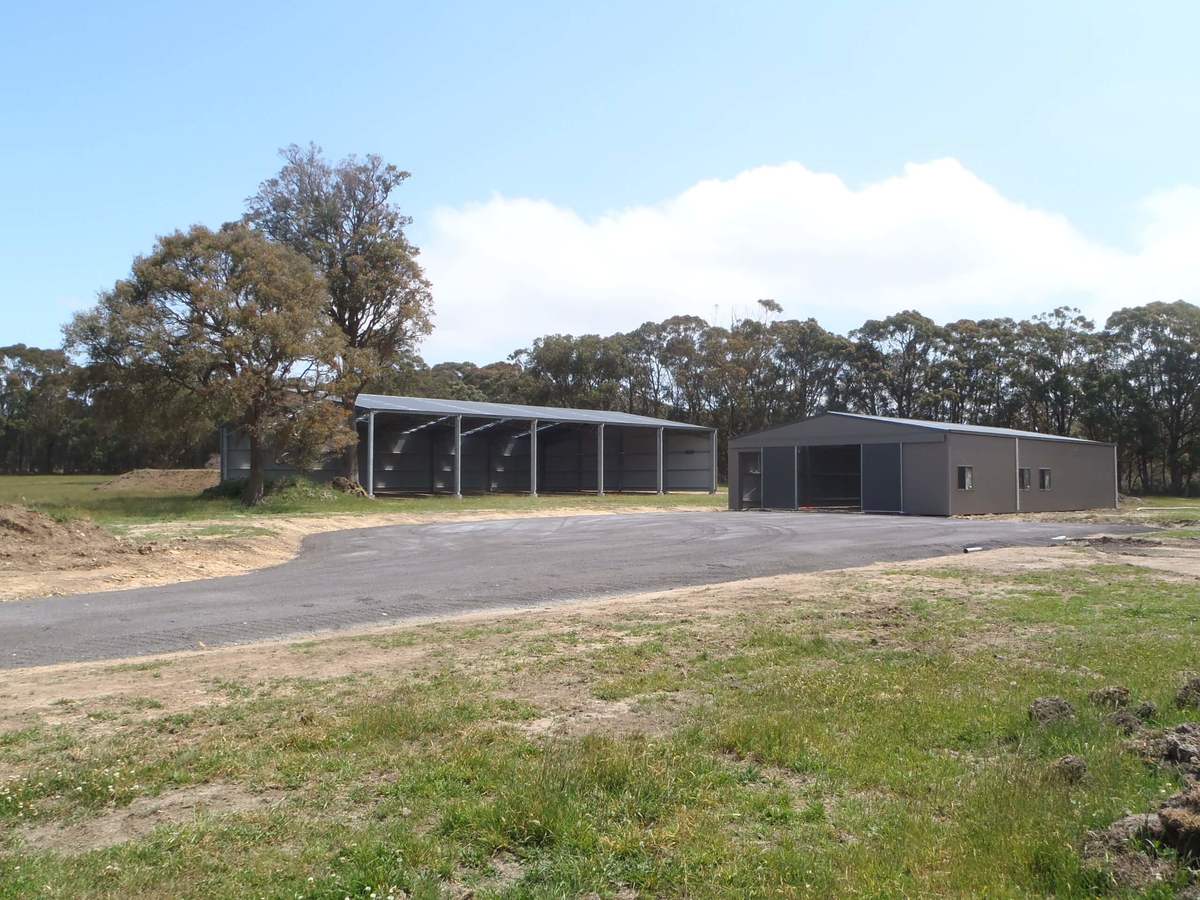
[355, 394, 713, 431]
[822, 411, 1111, 445]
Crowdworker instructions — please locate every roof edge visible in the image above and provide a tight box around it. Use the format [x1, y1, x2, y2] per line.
[353, 393, 715, 432]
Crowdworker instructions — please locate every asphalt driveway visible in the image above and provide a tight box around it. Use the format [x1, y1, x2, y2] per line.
[1, 512, 1119, 668]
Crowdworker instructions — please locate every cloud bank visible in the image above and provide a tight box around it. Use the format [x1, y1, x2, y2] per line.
[419, 159, 1200, 363]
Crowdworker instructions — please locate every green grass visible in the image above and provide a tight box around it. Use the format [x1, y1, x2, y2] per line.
[0, 473, 727, 528]
[1, 560, 1197, 897]
[1122, 495, 1200, 525]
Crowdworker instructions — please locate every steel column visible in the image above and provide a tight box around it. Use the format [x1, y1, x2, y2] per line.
[709, 430, 718, 493]
[366, 411, 375, 498]
[1014, 437, 1020, 512]
[597, 423, 605, 496]
[453, 415, 462, 498]
[1113, 444, 1120, 508]
[656, 427, 664, 494]
[529, 418, 538, 496]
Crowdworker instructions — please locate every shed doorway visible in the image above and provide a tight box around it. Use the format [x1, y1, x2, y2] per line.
[736, 450, 763, 509]
[798, 444, 861, 510]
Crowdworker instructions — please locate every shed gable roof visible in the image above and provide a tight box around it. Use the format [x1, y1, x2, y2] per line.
[733, 412, 1110, 446]
[355, 394, 713, 431]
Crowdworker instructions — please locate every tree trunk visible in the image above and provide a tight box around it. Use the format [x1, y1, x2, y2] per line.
[243, 433, 266, 506]
[42, 436, 56, 474]
[342, 399, 360, 483]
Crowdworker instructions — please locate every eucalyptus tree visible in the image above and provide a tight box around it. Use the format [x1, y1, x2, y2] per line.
[245, 144, 434, 483]
[66, 225, 352, 505]
[1105, 300, 1200, 494]
[848, 310, 947, 418]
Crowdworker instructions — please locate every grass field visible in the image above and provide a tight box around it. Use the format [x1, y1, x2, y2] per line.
[1, 549, 1197, 897]
[3, 473, 1199, 531]
[0, 474, 728, 527]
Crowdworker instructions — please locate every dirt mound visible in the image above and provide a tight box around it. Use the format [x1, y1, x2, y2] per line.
[1178, 676, 1200, 711]
[96, 469, 220, 494]
[1086, 722, 1200, 890]
[1089, 685, 1132, 708]
[1029, 696, 1076, 725]
[0, 504, 139, 573]
[1131, 722, 1200, 774]
[1086, 785, 1200, 888]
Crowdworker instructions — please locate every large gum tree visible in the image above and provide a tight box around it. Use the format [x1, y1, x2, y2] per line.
[66, 224, 352, 505]
[245, 144, 434, 484]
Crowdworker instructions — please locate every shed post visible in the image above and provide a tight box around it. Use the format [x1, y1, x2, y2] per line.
[709, 429, 718, 493]
[597, 423, 605, 496]
[1014, 438, 1020, 512]
[1113, 444, 1120, 508]
[366, 411, 375, 498]
[529, 418, 538, 496]
[656, 427, 664, 494]
[453, 415, 462, 499]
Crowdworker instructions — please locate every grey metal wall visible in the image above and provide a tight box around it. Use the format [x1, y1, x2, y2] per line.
[223, 430, 343, 482]
[901, 440, 950, 516]
[947, 433, 1018, 515]
[1016, 438, 1117, 512]
[731, 415, 943, 449]
[945, 433, 1117, 514]
[729, 415, 1116, 516]
[666, 430, 716, 491]
[861, 443, 901, 512]
[762, 446, 796, 508]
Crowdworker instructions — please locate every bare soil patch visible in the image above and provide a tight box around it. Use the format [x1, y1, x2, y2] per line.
[0, 505, 150, 580]
[1, 504, 717, 602]
[518, 692, 694, 739]
[95, 468, 220, 493]
[17, 782, 287, 853]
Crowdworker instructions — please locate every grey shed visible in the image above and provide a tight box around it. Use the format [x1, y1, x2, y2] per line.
[221, 394, 717, 497]
[727, 412, 1117, 516]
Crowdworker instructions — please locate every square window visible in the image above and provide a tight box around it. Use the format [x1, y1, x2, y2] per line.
[1019, 468, 1031, 490]
[1039, 468, 1052, 490]
[956, 465, 974, 491]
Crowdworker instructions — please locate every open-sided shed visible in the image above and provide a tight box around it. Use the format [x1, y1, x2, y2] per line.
[728, 412, 1117, 516]
[221, 394, 717, 497]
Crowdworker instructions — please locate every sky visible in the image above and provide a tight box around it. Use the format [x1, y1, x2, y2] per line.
[3, 1, 1199, 363]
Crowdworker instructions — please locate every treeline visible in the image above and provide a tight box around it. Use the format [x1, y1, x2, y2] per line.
[4, 300, 1199, 494]
[3, 143, 1198, 496]
[380, 300, 1200, 495]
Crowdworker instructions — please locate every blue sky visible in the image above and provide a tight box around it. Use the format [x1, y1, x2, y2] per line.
[3, 1, 1199, 361]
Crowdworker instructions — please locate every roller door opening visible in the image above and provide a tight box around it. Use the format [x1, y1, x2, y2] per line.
[798, 444, 860, 510]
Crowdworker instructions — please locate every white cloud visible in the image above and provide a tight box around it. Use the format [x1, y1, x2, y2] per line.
[418, 159, 1200, 362]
